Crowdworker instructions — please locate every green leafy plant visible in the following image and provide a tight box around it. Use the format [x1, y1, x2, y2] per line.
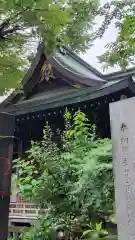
[0, 0, 99, 93]
[96, 1, 135, 69]
[82, 222, 108, 240]
[13, 111, 114, 239]
[22, 217, 52, 240]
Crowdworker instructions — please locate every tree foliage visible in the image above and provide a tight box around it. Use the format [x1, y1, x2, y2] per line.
[97, 1, 135, 69]
[0, 0, 99, 94]
[13, 111, 114, 239]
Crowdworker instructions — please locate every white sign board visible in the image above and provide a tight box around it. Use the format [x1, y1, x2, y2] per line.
[110, 97, 135, 240]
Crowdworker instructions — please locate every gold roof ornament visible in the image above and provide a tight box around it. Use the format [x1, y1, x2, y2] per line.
[40, 63, 55, 83]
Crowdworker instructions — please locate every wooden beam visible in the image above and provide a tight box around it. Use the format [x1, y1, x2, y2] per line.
[0, 112, 15, 240]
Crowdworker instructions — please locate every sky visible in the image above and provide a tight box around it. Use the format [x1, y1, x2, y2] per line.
[80, 23, 118, 74]
[80, 0, 119, 74]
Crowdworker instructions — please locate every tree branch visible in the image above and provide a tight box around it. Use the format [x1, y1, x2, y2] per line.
[0, 11, 22, 39]
[0, 17, 10, 30]
[0, 25, 21, 38]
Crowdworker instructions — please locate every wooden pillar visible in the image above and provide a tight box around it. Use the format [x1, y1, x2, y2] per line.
[0, 112, 15, 240]
[16, 139, 23, 202]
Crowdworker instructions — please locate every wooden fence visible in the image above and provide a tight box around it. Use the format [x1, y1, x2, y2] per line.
[8, 226, 25, 239]
[9, 202, 45, 219]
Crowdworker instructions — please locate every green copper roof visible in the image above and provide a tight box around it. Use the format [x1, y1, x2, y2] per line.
[7, 77, 134, 116]
[53, 49, 105, 82]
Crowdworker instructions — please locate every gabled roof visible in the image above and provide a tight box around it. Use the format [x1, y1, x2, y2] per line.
[53, 46, 104, 80]
[2, 43, 135, 114]
[1, 43, 106, 108]
[48, 48, 105, 86]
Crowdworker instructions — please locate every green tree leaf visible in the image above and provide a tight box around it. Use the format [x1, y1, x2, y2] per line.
[0, 0, 99, 94]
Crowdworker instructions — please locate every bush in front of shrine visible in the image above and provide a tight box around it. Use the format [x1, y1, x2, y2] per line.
[13, 111, 114, 239]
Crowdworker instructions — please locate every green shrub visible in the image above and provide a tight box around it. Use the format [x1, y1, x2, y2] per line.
[13, 111, 114, 239]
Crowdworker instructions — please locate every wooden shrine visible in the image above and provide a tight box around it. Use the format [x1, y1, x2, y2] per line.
[1, 42, 135, 158]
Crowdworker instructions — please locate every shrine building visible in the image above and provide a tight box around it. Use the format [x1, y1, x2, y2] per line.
[1, 42, 135, 160]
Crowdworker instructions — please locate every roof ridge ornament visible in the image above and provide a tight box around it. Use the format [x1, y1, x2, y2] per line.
[40, 63, 55, 83]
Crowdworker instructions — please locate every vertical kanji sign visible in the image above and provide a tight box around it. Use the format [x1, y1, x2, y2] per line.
[0, 112, 15, 240]
[110, 96, 135, 240]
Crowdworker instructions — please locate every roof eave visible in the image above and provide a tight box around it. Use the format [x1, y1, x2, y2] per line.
[8, 77, 133, 116]
[63, 46, 104, 78]
[105, 67, 135, 81]
[47, 55, 106, 86]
